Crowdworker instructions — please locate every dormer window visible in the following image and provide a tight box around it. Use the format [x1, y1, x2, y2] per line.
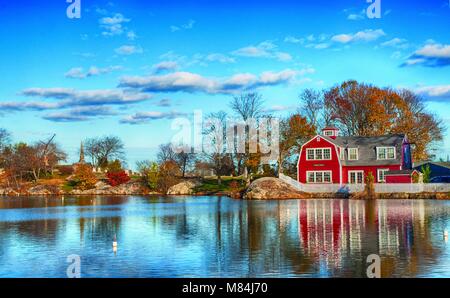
[324, 130, 334, 136]
[348, 148, 358, 160]
[377, 147, 395, 160]
[321, 127, 339, 139]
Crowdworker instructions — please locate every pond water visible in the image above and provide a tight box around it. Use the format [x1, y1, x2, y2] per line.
[0, 196, 449, 278]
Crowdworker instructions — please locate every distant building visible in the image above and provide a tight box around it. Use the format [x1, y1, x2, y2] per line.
[414, 161, 450, 179]
[72, 141, 92, 171]
[297, 127, 414, 184]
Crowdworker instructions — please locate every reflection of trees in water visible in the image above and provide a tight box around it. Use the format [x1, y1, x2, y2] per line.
[0, 219, 60, 243]
[293, 199, 447, 277]
[0, 196, 131, 210]
[377, 200, 447, 277]
[2, 196, 448, 277]
[139, 197, 449, 277]
[79, 216, 122, 243]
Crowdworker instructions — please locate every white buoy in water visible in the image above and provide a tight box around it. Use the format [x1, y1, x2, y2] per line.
[113, 234, 118, 248]
[444, 230, 449, 238]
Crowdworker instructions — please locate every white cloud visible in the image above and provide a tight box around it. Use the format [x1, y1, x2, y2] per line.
[263, 105, 296, 113]
[232, 41, 293, 61]
[65, 65, 122, 79]
[380, 38, 409, 49]
[275, 52, 293, 62]
[415, 43, 450, 58]
[99, 13, 130, 36]
[284, 36, 304, 44]
[0, 101, 60, 111]
[182, 19, 195, 29]
[391, 51, 402, 59]
[205, 53, 236, 63]
[115, 45, 143, 55]
[21, 88, 151, 106]
[170, 26, 180, 32]
[415, 85, 450, 102]
[347, 14, 364, 20]
[127, 31, 137, 40]
[402, 43, 450, 67]
[43, 107, 117, 122]
[170, 19, 195, 32]
[331, 29, 386, 44]
[120, 111, 188, 124]
[119, 69, 308, 94]
[152, 61, 179, 73]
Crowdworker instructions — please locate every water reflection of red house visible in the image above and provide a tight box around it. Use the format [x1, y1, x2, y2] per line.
[298, 200, 352, 257]
[297, 200, 425, 259]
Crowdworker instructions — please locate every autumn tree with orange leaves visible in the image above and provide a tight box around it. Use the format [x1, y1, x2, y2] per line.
[278, 114, 317, 176]
[320, 80, 443, 161]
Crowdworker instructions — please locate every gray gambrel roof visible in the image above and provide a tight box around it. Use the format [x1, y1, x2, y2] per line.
[321, 134, 406, 166]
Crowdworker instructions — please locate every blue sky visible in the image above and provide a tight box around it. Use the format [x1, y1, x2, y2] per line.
[0, 0, 449, 167]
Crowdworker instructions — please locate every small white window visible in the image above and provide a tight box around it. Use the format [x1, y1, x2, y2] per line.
[348, 148, 358, 160]
[340, 148, 345, 160]
[324, 130, 334, 136]
[377, 169, 389, 183]
[306, 171, 332, 183]
[307, 172, 315, 183]
[323, 172, 331, 183]
[307, 149, 315, 160]
[349, 171, 364, 184]
[307, 148, 332, 160]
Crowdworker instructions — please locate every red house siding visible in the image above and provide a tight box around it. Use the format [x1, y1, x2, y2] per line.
[342, 165, 401, 184]
[386, 175, 412, 183]
[297, 136, 341, 183]
[385, 171, 420, 183]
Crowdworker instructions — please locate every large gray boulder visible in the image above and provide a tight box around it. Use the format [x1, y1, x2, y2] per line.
[27, 184, 61, 195]
[244, 177, 309, 200]
[167, 180, 201, 195]
[70, 181, 147, 195]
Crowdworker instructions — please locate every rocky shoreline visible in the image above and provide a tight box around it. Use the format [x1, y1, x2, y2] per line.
[1, 178, 449, 200]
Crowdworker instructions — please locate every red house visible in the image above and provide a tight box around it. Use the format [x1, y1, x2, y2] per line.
[297, 127, 413, 184]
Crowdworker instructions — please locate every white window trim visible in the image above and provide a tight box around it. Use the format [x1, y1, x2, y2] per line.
[377, 168, 389, 183]
[348, 170, 364, 184]
[376, 146, 396, 160]
[306, 147, 332, 161]
[306, 171, 333, 184]
[339, 147, 345, 160]
[348, 148, 359, 161]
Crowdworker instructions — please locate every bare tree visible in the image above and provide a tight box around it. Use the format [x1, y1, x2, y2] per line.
[298, 89, 324, 131]
[157, 143, 177, 164]
[0, 128, 11, 150]
[202, 111, 231, 185]
[35, 135, 67, 176]
[230, 92, 264, 121]
[175, 151, 195, 178]
[84, 136, 125, 168]
[229, 92, 266, 177]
